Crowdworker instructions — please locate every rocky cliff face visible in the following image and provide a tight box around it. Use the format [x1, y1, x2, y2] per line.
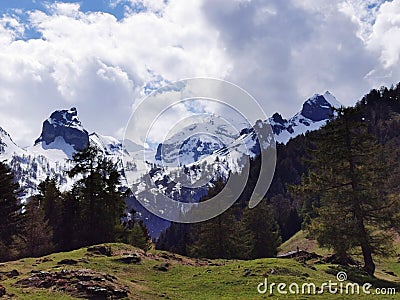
[301, 94, 335, 122]
[34, 107, 89, 151]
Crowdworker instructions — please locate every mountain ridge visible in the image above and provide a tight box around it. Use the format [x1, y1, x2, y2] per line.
[0, 91, 341, 237]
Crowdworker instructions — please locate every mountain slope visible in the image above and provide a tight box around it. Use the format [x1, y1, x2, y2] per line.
[0, 243, 398, 299]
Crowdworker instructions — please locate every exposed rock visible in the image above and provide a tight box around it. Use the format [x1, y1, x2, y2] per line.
[0, 270, 19, 279]
[153, 263, 170, 272]
[36, 257, 53, 264]
[16, 269, 128, 299]
[34, 107, 89, 151]
[383, 270, 398, 277]
[87, 245, 112, 257]
[0, 284, 5, 297]
[301, 94, 334, 122]
[116, 255, 141, 264]
[323, 254, 358, 266]
[57, 259, 78, 266]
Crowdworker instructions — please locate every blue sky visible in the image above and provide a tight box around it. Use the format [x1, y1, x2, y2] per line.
[0, 0, 138, 26]
[0, 0, 125, 15]
[0, 0, 399, 146]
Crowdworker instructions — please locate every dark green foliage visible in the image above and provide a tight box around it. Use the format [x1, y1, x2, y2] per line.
[67, 145, 127, 247]
[121, 209, 152, 251]
[242, 200, 281, 258]
[0, 161, 22, 261]
[127, 222, 152, 251]
[292, 106, 400, 275]
[189, 180, 254, 259]
[14, 197, 54, 258]
[36, 177, 63, 249]
[156, 222, 191, 256]
[160, 180, 258, 260]
[270, 194, 301, 241]
[189, 205, 254, 260]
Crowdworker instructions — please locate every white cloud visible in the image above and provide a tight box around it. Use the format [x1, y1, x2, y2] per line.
[0, 0, 399, 147]
[367, 0, 400, 68]
[200, 0, 386, 115]
[0, 1, 230, 146]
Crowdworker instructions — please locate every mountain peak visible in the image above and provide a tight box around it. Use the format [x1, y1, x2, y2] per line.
[300, 92, 337, 122]
[267, 91, 341, 143]
[271, 112, 287, 125]
[34, 107, 89, 151]
[47, 107, 81, 128]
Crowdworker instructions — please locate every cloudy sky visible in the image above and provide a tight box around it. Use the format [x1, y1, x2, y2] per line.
[0, 0, 399, 146]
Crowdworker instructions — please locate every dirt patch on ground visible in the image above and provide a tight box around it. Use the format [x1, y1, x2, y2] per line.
[109, 246, 211, 267]
[15, 269, 129, 299]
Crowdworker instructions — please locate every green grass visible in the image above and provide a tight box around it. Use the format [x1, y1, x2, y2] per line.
[0, 243, 399, 299]
[278, 230, 332, 257]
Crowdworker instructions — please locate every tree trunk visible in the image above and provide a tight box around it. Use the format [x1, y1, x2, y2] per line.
[361, 242, 375, 276]
[357, 217, 375, 276]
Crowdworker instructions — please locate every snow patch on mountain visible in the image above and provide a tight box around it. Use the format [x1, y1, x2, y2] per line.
[0, 127, 25, 157]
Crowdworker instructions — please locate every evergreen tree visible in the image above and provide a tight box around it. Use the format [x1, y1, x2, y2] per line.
[36, 177, 63, 249]
[189, 180, 254, 259]
[291, 106, 400, 275]
[14, 198, 54, 258]
[156, 222, 191, 256]
[189, 206, 254, 259]
[58, 190, 80, 251]
[0, 161, 22, 261]
[68, 145, 126, 246]
[127, 221, 152, 251]
[242, 200, 281, 258]
[270, 194, 301, 241]
[122, 209, 152, 251]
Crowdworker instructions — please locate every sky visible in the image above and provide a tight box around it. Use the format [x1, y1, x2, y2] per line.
[0, 0, 399, 146]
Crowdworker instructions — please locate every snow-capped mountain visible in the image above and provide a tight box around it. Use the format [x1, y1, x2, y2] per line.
[154, 115, 247, 166]
[0, 108, 130, 197]
[0, 91, 340, 237]
[34, 107, 89, 155]
[0, 108, 168, 237]
[269, 91, 341, 144]
[0, 126, 24, 157]
[154, 91, 341, 165]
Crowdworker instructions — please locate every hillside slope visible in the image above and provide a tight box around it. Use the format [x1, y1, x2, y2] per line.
[0, 243, 399, 299]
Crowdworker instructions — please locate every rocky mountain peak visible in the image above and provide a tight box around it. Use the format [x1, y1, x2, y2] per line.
[34, 107, 89, 151]
[300, 93, 335, 122]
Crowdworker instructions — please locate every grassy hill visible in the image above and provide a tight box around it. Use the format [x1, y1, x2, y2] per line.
[0, 242, 399, 299]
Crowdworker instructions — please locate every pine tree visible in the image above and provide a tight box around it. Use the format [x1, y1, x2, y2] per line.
[156, 222, 192, 256]
[36, 177, 62, 249]
[189, 205, 253, 259]
[188, 180, 254, 259]
[58, 190, 80, 251]
[127, 221, 152, 252]
[122, 209, 152, 251]
[0, 161, 22, 261]
[68, 145, 126, 246]
[14, 198, 54, 258]
[291, 106, 400, 275]
[242, 200, 281, 258]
